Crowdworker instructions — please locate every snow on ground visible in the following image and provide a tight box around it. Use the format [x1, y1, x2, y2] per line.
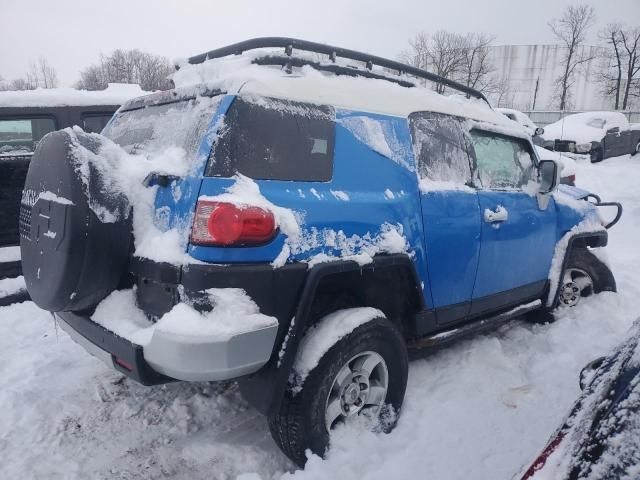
[1, 154, 639, 479]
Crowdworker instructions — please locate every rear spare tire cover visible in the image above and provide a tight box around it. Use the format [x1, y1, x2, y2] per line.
[20, 129, 131, 312]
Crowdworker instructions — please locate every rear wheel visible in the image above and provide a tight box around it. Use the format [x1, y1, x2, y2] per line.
[268, 315, 408, 467]
[557, 248, 616, 308]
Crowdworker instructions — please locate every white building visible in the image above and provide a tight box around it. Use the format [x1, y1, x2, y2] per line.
[486, 44, 614, 111]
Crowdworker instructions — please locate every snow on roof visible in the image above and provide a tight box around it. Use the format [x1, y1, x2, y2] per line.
[542, 111, 630, 143]
[172, 51, 511, 127]
[0, 83, 149, 108]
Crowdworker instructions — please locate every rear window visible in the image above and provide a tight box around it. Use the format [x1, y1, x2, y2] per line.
[0, 117, 56, 156]
[82, 113, 114, 134]
[207, 97, 335, 181]
[102, 96, 221, 162]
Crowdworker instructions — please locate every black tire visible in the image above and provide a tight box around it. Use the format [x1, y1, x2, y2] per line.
[633, 141, 640, 156]
[20, 129, 131, 312]
[590, 147, 603, 163]
[269, 316, 408, 467]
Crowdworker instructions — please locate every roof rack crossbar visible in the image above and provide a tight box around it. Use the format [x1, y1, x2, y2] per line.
[182, 37, 489, 104]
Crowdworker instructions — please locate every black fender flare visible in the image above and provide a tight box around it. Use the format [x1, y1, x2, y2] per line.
[547, 230, 608, 308]
[238, 253, 424, 415]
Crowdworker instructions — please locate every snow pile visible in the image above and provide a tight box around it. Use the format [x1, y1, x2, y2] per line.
[92, 287, 277, 347]
[0, 83, 147, 107]
[67, 127, 193, 263]
[291, 307, 384, 390]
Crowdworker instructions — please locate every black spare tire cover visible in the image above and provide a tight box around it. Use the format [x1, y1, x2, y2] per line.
[20, 129, 131, 312]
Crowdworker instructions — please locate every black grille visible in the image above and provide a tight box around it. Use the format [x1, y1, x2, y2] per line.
[19, 203, 32, 240]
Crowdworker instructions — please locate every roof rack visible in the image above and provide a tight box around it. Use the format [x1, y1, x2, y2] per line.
[181, 37, 490, 105]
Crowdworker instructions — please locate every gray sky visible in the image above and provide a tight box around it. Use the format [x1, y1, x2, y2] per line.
[1, 0, 638, 87]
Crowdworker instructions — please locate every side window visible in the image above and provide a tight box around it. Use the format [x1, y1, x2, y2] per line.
[82, 113, 114, 134]
[470, 130, 535, 190]
[208, 97, 335, 181]
[0, 117, 56, 155]
[409, 112, 472, 186]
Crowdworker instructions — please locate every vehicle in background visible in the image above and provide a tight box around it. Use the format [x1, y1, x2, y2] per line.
[0, 83, 145, 279]
[497, 108, 540, 139]
[541, 111, 640, 163]
[519, 318, 640, 480]
[497, 107, 577, 185]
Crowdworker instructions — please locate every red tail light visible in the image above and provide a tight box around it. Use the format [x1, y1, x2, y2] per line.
[520, 431, 566, 479]
[191, 200, 276, 246]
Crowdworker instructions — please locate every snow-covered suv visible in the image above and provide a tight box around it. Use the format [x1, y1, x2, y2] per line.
[19, 38, 621, 466]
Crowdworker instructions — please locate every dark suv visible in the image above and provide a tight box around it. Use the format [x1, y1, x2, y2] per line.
[19, 39, 622, 466]
[0, 85, 143, 279]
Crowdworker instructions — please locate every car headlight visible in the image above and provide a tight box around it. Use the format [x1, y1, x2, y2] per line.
[576, 143, 592, 153]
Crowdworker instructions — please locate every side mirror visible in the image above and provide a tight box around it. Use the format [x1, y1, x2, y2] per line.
[538, 159, 558, 194]
[607, 127, 620, 134]
[534, 127, 544, 136]
[579, 356, 606, 390]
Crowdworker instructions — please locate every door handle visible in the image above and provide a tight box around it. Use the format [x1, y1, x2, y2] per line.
[484, 206, 508, 223]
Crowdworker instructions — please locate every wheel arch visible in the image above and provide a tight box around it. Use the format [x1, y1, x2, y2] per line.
[548, 230, 608, 308]
[238, 253, 424, 415]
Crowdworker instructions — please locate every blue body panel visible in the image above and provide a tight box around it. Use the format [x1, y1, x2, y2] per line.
[420, 191, 480, 311]
[144, 91, 598, 317]
[473, 191, 558, 299]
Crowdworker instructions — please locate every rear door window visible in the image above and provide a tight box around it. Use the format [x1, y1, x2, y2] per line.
[207, 97, 335, 181]
[0, 117, 56, 155]
[409, 112, 472, 186]
[470, 130, 535, 190]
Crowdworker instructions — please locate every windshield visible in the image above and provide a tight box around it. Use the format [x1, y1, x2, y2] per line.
[102, 95, 221, 163]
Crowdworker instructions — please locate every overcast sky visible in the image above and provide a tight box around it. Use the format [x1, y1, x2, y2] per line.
[1, 0, 638, 87]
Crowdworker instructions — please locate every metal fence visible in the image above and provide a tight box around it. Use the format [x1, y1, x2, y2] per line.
[522, 111, 640, 127]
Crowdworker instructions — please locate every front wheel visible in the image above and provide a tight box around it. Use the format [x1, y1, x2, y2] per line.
[269, 315, 408, 467]
[557, 248, 616, 308]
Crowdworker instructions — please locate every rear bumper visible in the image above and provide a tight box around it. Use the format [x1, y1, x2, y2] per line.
[56, 307, 279, 384]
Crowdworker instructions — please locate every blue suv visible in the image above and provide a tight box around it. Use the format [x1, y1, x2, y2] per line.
[19, 38, 621, 466]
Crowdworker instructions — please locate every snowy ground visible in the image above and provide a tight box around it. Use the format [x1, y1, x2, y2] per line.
[1, 154, 639, 480]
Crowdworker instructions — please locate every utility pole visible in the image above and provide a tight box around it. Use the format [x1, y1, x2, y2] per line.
[532, 76, 540, 111]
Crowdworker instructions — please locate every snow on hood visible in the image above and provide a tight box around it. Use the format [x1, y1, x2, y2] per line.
[0, 83, 148, 108]
[542, 111, 629, 144]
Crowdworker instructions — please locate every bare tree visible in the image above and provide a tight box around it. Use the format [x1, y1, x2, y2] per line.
[549, 4, 596, 110]
[77, 49, 173, 91]
[25, 57, 58, 89]
[403, 30, 496, 95]
[620, 26, 640, 109]
[598, 24, 624, 109]
[459, 33, 496, 93]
